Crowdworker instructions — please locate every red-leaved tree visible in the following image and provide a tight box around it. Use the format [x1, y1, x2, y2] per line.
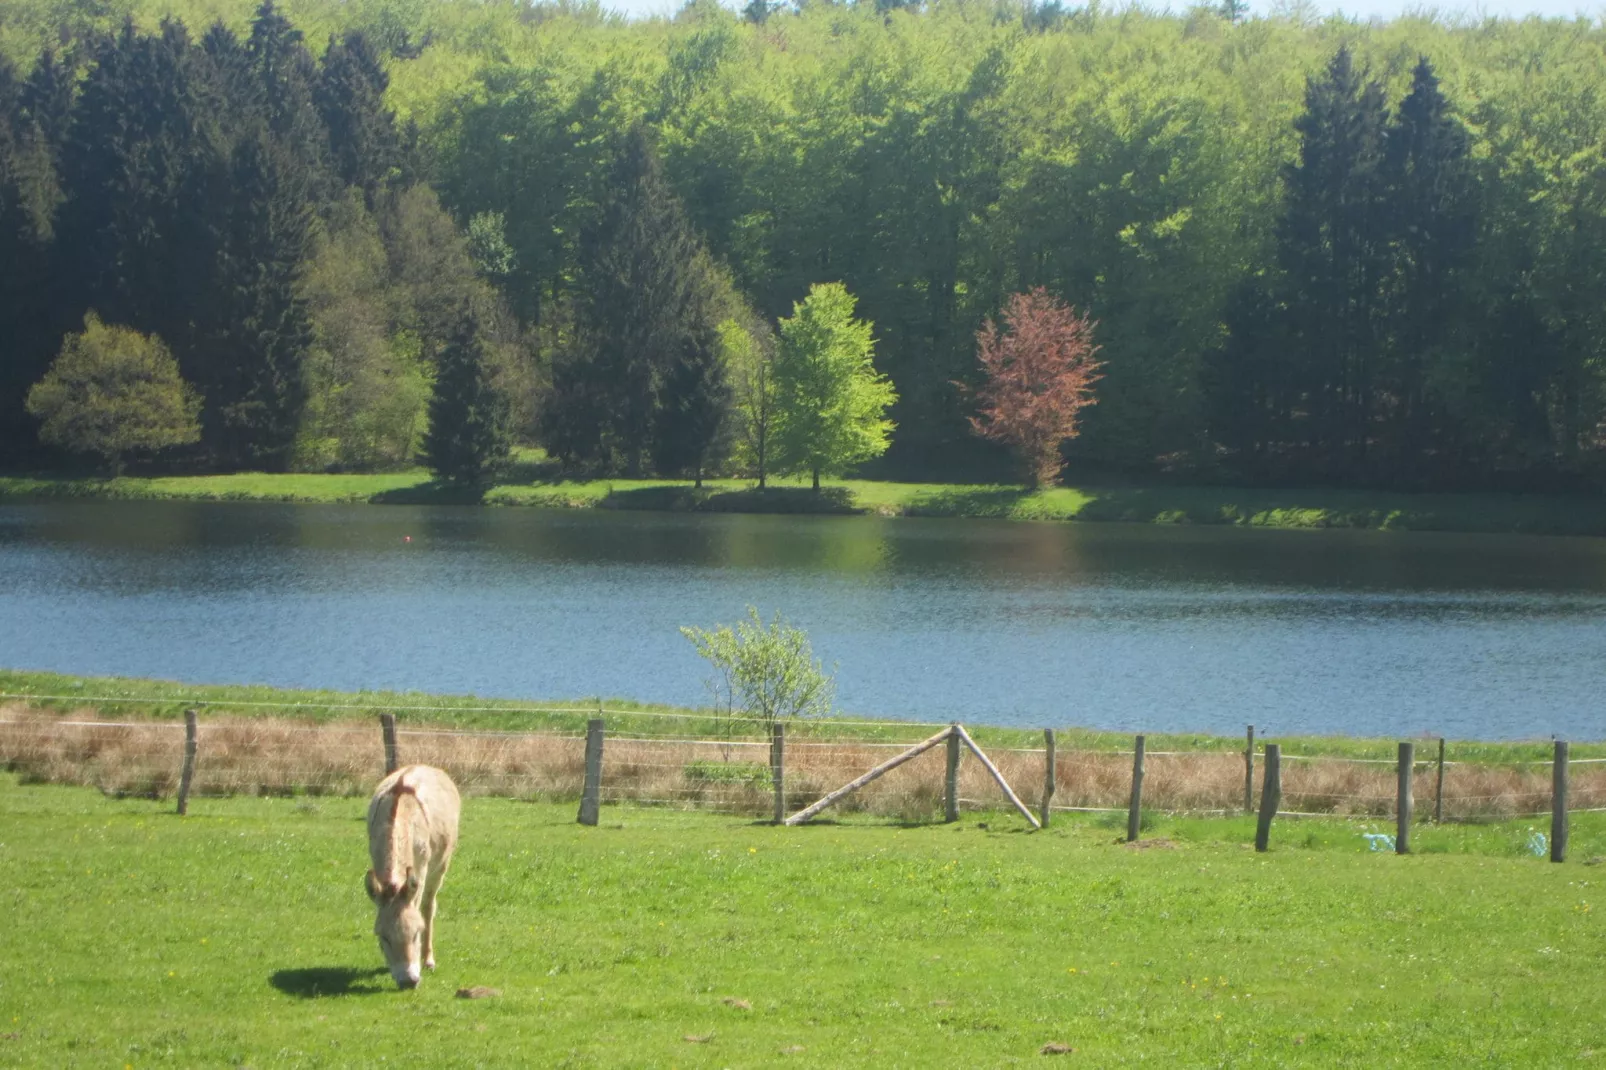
[965, 288, 1103, 488]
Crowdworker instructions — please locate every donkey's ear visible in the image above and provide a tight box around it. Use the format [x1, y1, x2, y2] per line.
[365, 869, 384, 902]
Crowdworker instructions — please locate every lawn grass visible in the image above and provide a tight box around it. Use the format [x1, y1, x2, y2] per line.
[6, 461, 1606, 536]
[0, 774, 1602, 1068]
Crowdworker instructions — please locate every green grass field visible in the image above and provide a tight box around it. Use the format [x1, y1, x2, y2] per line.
[2, 774, 1602, 1068]
[6, 461, 1606, 536]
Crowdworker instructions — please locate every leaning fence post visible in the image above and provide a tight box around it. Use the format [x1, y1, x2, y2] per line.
[578, 718, 604, 826]
[176, 709, 198, 816]
[380, 713, 399, 774]
[1434, 738, 1445, 824]
[1244, 725, 1255, 815]
[1040, 729, 1056, 828]
[770, 722, 786, 825]
[945, 725, 961, 823]
[1552, 740, 1569, 863]
[1127, 734, 1145, 843]
[1396, 742, 1414, 855]
[1254, 744, 1280, 852]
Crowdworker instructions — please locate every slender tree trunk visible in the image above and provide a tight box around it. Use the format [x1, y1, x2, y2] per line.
[811, 467, 820, 492]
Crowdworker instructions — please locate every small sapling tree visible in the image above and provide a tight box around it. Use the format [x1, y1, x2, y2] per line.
[964, 288, 1102, 489]
[681, 607, 835, 748]
[26, 313, 202, 475]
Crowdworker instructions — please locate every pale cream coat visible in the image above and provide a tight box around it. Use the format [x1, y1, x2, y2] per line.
[365, 764, 460, 988]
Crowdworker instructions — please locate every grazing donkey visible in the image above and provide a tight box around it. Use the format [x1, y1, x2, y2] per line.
[365, 765, 461, 989]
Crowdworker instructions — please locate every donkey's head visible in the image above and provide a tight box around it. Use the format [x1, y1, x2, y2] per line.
[366, 868, 423, 988]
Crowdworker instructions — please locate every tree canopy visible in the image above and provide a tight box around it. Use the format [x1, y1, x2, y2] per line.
[26, 313, 201, 473]
[4, 1, 1606, 491]
[771, 282, 897, 491]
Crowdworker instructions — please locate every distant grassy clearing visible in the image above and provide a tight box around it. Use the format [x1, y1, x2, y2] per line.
[6, 462, 1606, 535]
[0, 775, 1602, 1068]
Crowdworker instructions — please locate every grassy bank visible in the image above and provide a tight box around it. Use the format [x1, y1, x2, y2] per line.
[6, 671, 1603, 825]
[1, 775, 1602, 1067]
[5, 464, 1606, 535]
[5, 669, 1600, 761]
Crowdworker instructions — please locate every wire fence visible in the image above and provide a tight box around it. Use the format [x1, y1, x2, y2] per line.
[2, 701, 1602, 828]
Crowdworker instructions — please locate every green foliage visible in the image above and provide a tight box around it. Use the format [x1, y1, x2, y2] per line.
[25, 313, 200, 473]
[9, 2, 1606, 490]
[681, 606, 834, 731]
[293, 193, 431, 471]
[720, 313, 777, 486]
[423, 301, 512, 488]
[772, 282, 897, 489]
[682, 758, 771, 787]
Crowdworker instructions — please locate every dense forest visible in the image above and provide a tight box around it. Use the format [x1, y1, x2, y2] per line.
[2, 0, 1604, 490]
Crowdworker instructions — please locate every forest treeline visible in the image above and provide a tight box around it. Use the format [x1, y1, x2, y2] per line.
[2, 0, 1604, 490]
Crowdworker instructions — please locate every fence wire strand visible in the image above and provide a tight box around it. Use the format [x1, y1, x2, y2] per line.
[1, 708, 1602, 827]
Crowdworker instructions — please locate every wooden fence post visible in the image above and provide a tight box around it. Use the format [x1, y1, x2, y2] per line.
[1254, 744, 1280, 852]
[945, 724, 960, 823]
[1127, 734, 1145, 843]
[1552, 740, 1569, 864]
[380, 713, 399, 775]
[1040, 729, 1056, 828]
[1434, 738, 1445, 824]
[1244, 725, 1255, 815]
[578, 718, 604, 826]
[176, 709, 198, 816]
[1396, 742, 1414, 855]
[770, 722, 786, 825]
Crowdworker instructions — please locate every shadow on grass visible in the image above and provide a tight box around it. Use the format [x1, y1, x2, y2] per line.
[699, 486, 859, 514]
[270, 965, 391, 998]
[904, 486, 1029, 518]
[600, 484, 861, 515]
[369, 481, 487, 506]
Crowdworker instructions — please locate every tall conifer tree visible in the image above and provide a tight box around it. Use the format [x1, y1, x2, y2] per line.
[317, 31, 397, 204]
[1276, 46, 1391, 474]
[548, 125, 723, 476]
[424, 301, 512, 488]
[201, 129, 314, 470]
[1378, 56, 1475, 476]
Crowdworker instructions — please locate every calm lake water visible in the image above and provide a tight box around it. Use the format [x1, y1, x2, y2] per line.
[2, 501, 1604, 740]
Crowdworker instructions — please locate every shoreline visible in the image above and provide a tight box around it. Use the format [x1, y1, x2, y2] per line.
[4, 469, 1606, 537]
[3, 669, 1599, 758]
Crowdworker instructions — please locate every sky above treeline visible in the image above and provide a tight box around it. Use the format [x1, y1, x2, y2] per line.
[606, 0, 1603, 22]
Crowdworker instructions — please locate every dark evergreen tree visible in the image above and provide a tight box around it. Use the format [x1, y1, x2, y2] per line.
[547, 125, 718, 476]
[423, 301, 512, 488]
[245, 0, 332, 203]
[317, 31, 398, 203]
[0, 48, 76, 466]
[650, 267, 732, 484]
[199, 129, 315, 470]
[1275, 46, 1391, 476]
[0, 60, 44, 464]
[1377, 56, 1476, 479]
[1202, 278, 1289, 476]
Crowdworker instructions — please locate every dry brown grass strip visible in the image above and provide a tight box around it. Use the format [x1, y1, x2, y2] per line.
[2, 704, 1601, 821]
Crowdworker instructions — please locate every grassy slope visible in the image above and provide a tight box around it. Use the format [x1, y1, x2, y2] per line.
[5, 466, 1606, 535]
[0, 776, 1602, 1068]
[5, 668, 1599, 761]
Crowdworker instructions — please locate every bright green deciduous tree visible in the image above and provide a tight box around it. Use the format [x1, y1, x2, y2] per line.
[26, 313, 201, 474]
[680, 606, 835, 735]
[771, 282, 897, 491]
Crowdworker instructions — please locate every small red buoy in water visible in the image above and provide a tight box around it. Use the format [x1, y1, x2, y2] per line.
[404, 535, 412, 543]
